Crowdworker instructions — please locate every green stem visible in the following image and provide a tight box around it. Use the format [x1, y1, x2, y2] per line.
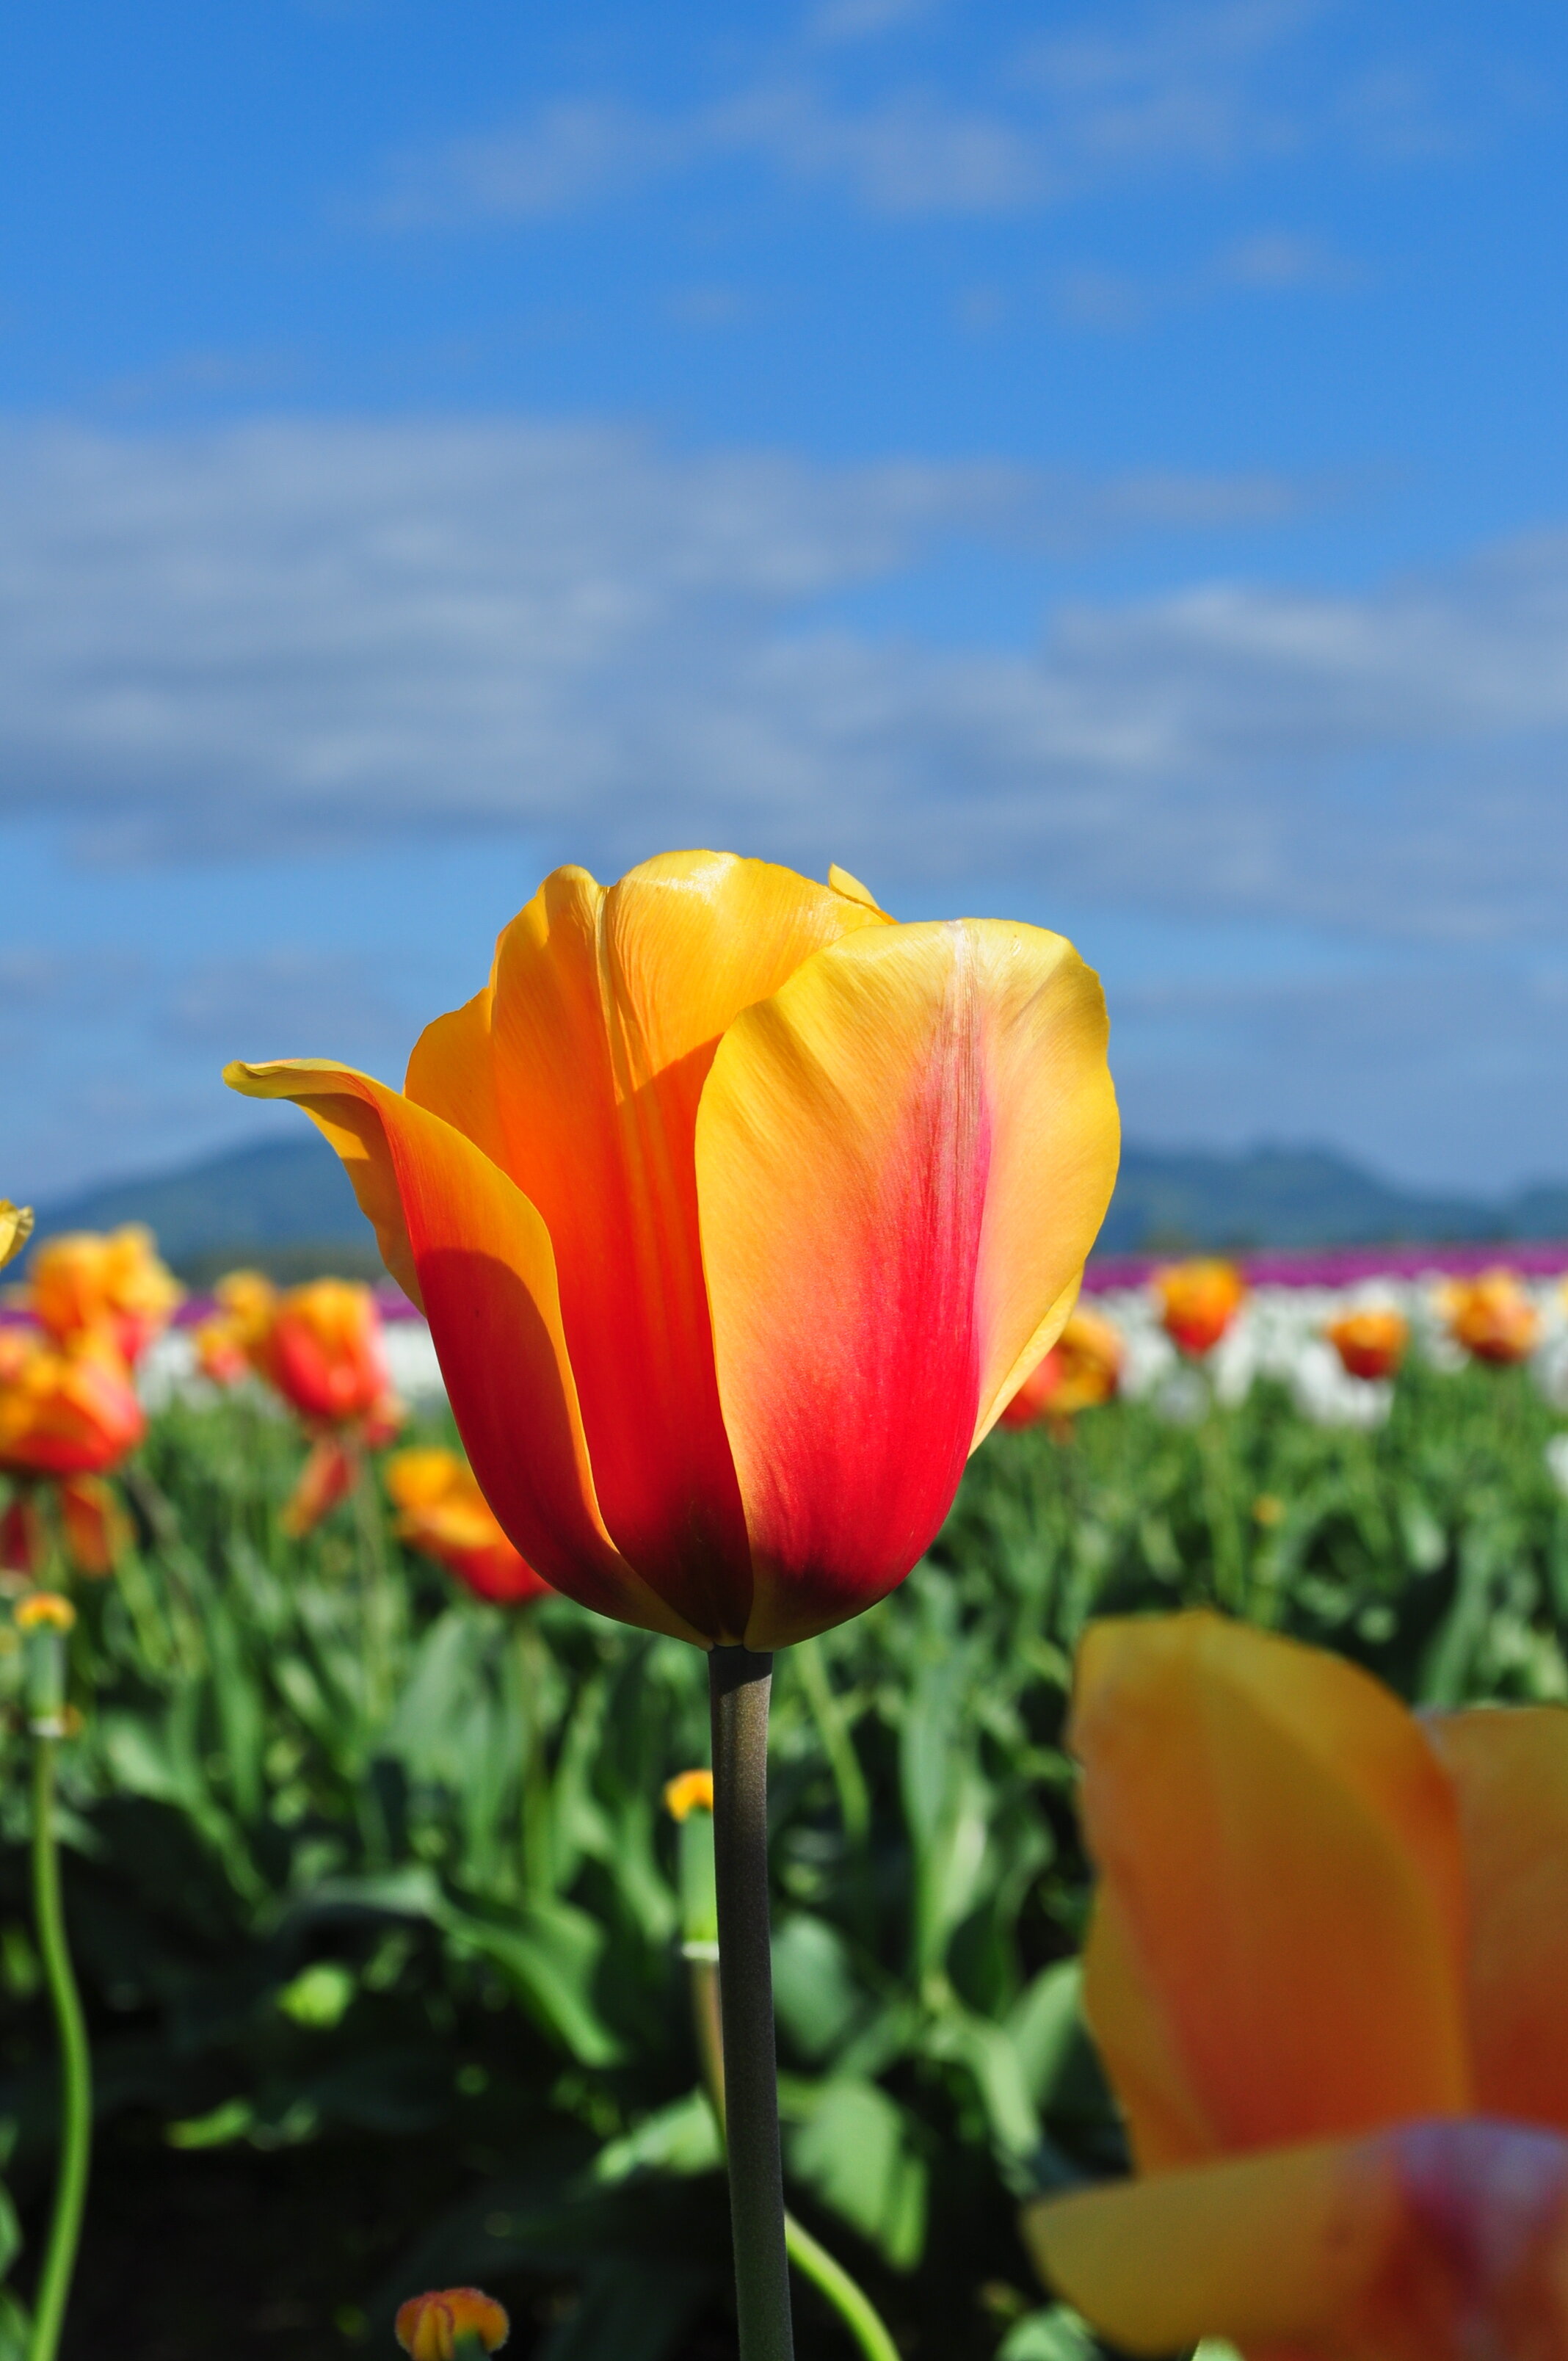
[512, 1616, 552, 1895]
[710, 1647, 794, 2361]
[28, 1739, 91, 2361]
[352, 1452, 393, 1724]
[692, 1962, 900, 2361]
[782, 2215, 900, 2361]
[794, 1637, 869, 1849]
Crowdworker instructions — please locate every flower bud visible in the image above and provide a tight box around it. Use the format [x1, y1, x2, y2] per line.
[15, 1592, 76, 1734]
[664, 1769, 718, 1960]
[394, 2289, 509, 2359]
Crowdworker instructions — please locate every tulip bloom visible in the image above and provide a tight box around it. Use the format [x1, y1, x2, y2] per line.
[1152, 1258, 1246, 1357]
[0, 1332, 146, 1479]
[385, 1447, 551, 1606]
[1027, 1612, 1568, 2360]
[996, 1308, 1123, 1430]
[227, 852, 1119, 1649]
[254, 1278, 398, 1429]
[1442, 1269, 1540, 1366]
[1326, 1307, 1408, 1383]
[26, 1225, 181, 1368]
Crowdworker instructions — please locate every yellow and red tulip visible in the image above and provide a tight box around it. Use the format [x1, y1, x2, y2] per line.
[1152, 1258, 1246, 1358]
[385, 1447, 551, 1606]
[1326, 1307, 1408, 1383]
[254, 1277, 398, 1429]
[1442, 1269, 1540, 1366]
[0, 1330, 145, 1479]
[1026, 1611, 1568, 2360]
[996, 1308, 1124, 1430]
[226, 851, 1119, 1649]
[25, 1224, 182, 1368]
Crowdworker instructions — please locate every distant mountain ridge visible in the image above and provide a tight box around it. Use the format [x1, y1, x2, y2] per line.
[26, 1131, 1568, 1283]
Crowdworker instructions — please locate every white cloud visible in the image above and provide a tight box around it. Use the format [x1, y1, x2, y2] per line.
[369, 2, 1498, 227]
[1, 416, 1567, 951]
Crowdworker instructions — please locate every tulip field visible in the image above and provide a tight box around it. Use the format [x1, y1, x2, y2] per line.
[6, 860, 1568, 2361]
[5, 1225, 1568, 2357]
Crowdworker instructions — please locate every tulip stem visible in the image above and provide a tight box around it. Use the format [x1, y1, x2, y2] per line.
[710, 1645, 794, 2361]
[28, 1736, 92, 2361]
[691, 1954, 901, 2361]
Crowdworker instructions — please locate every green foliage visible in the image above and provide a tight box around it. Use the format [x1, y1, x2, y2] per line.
[1, 1358, 1565, 2354]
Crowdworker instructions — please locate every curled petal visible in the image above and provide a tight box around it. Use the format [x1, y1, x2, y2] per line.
[1429, 1707, 1568, 2133]
[1027, 2119, 1568, 2361]
[223, 1060, 696, 1642]
[1072, 1613, 1469, 2165]
[696, 918, 1117, 1647]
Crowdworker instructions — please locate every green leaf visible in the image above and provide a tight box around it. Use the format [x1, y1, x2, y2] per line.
[591, 2089, 722, 2186]
[772, 1913, 865, 2061]
[786, 2078, 928, 2270]
[997, 2303, 1102, 2361]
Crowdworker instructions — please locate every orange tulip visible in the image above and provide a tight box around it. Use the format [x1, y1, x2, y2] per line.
[1152, 1258, 1246, 1357]
[395, 2289, 509, 2360]
[1026, 1612, 1568, 2360]
[26, 1224, 181, 1368]
[996, 1308, 1124, 1429]
[1326, 1308, 1409, 1383]
[385, 1447, 551, 1606]
[0, 1331, 145, 1479]
[226, 852, 1119, 1649]
[192, 1317, 250, 1388]
[1442, 1269, 1540, 1366]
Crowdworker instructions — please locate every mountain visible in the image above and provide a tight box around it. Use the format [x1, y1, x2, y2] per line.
[26, 1132, 1568, 1283]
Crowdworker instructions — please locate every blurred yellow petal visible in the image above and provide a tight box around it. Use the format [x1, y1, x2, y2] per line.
[1429, 1705, 1568, 2131]
[1030, 2119, 1568, 2361]
[1072, 1614, 1469, 2164]
[1026, 2134, 1393, 2356]
[0, 1203, 33, 1272]
[696, 918, 1117, 1647]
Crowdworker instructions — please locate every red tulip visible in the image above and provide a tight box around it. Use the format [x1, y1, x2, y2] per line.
[227, 852, 1118, 1648]
[996, 1308, 1124, 1429]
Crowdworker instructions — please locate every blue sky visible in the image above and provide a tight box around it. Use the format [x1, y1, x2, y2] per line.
[3, 0, 1566, 1197]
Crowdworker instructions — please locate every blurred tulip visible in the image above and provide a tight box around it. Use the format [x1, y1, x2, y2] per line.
[1326, 1307, 1408, 1382]
[385, 1447, 551, 1606]
[1152, 1259, 1246, 1358]
[255, 1278, 398, 1429]
[664, 1768, 716, 1821]
[192, 1318, 250, 1388]
[0, 1332, 145, 1479]
[56, 1474, 131, 1578]
[1026, 1612, 1568, 2360]
[395, 2290, 509, 2360]
[280, 1435, 357, 1539]
[227, 852, 1119, 1648]
[1442, 1269, 1540, 1366]
[0, 1203, 33, 1272]
[996, 1308, 1124, 1430]
[26, 1225, 181, 1368]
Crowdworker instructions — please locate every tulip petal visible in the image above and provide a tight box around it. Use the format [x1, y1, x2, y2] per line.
[404, 851, 891, 1639]
[695, 919, 1117, 1647]
[224, 1058, 696, 1642]
[1429, 1706, 1568, 2132]
[1072, 1614, 1469, 2166]
[1026, 2119, 1568, 2361]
